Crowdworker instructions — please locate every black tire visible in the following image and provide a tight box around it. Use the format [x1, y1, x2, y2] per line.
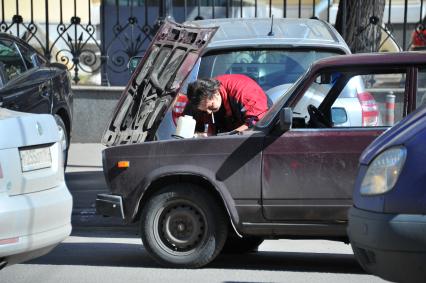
[140, 183, 228, 268]
[222, 233, 264, 254]
[54, 114, 69, 167]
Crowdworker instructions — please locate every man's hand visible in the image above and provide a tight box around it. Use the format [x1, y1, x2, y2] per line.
[234, 124, 249, 132]
[194, 132, 209, 138]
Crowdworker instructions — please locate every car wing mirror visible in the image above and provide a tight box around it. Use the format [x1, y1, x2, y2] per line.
[128, 56, 143, 74]
[279, 107, 293, 132]
[331, 107, 348, 125]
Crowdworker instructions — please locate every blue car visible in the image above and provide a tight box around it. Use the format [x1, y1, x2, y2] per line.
[348, 105, 426, 282]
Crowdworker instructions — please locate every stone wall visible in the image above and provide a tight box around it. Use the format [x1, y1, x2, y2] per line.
[71, 86, 124, 143]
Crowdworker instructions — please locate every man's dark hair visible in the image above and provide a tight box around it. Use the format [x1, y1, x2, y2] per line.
[187, 78, 220, 108]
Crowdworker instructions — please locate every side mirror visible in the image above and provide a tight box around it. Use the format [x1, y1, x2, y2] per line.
[128, 56, 143, 74]
[331, 107, 348, 125]
[279, 107, 293, 131]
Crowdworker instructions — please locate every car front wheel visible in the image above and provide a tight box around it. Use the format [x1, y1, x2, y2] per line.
[141, 183, 228, 268]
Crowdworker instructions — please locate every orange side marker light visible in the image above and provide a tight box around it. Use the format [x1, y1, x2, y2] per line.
[117, 161, 130, 168]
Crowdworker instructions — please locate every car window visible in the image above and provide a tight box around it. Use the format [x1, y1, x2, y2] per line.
[417, 69, 426, 107]
[292, 74, 334, 124]
[0, 40, 27, 82]
[198, 50, 340, 93]
[291, 71, 407, 129]
[17, 44, 36, 69]
[334, 72, 406, 128]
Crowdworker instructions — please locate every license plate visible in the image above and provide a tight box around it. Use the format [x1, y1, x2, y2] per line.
[20, 146, 52, 172]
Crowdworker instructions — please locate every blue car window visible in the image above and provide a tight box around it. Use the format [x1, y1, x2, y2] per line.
[0, 40, 27, 83]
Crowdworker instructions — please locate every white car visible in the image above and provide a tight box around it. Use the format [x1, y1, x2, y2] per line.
[0, 108, 72, 269]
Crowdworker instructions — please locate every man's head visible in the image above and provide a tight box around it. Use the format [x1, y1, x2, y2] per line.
[187, 78, 222, 114]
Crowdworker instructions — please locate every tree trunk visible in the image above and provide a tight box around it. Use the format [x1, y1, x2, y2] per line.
[335, 0, 386, 53]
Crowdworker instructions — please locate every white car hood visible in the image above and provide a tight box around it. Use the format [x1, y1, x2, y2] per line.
[0, 108, 59, 150]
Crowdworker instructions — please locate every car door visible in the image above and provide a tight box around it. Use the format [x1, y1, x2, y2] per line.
[0, 39, 52, 114]
[262, 67, 412, 221]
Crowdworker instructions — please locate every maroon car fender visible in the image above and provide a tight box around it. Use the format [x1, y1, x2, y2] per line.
[131, 164, 242, 235]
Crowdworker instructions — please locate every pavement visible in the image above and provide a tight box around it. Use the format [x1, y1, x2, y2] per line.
[66, 143, 136, 230]
[66, 143, 106, 173]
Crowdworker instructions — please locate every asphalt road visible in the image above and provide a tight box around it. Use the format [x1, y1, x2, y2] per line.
[1, 144, 389, 282]
[1, 229, 388, 283]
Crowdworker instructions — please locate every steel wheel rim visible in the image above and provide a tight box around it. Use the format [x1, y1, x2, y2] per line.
[153, 199, 208, 256]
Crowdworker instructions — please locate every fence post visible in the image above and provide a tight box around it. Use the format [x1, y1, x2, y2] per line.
[403, 0, 408, 50]
[158, 0, 173, 19]
[342, 0, 346, 39]
[100, 0, 109, 86]
[226, 0, 230, 18]
[155, 0, 173, 32]
[45, 0, 50, 59]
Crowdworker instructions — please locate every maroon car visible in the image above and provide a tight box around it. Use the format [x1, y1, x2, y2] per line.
[96, 21, 426, 268]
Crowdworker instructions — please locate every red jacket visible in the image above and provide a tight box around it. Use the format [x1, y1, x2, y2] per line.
[411, 29, 426, 49]
[192, 74, 268, 133]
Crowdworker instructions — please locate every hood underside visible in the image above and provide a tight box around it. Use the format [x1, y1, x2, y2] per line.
[102, 20, 217, 147]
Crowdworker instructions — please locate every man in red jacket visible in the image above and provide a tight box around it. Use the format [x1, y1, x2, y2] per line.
[185, 74, 269, 135]
[410, 17, 426, 51]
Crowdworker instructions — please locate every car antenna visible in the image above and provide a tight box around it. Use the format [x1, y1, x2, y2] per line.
[268, 15, 274, 36]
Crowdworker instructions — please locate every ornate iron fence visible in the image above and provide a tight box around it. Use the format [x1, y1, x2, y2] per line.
[0, 0, 424, 86]
[0, 0, 102, 84]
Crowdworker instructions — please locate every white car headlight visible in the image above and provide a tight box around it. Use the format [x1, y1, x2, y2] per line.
[360, 147, 407, 196]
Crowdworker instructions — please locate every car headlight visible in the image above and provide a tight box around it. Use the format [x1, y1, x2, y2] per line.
[360, 146, 407, 196]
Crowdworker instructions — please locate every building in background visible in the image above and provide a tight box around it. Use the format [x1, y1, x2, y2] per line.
[0, 0, 424, 86]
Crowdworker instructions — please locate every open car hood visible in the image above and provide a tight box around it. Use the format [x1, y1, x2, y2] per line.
[102, 20, 217, 146]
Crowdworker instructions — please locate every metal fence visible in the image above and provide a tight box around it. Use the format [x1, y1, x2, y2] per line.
[0, 0, 424, 86]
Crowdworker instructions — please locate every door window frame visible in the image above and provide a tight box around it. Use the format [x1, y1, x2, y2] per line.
[286, 66, 414, 131]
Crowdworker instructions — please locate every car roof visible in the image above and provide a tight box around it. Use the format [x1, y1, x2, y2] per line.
[184, 18, 349, 52]
[311, 52, 426, 71]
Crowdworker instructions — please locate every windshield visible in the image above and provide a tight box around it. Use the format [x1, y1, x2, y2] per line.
[198, 49, 340, 93]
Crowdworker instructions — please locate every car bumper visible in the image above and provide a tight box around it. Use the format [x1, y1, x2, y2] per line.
[96, 194, 125, 219]
[0, 183, 72, 265]
[348, 207, 426, 282]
